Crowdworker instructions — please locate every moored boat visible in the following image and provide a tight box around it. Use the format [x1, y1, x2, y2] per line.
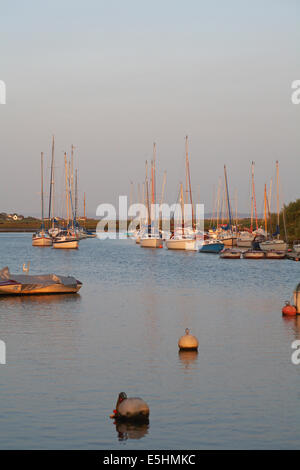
[243, 250, 265, 259]
[219, 248, 241, 259]
[0, 266, 82, 295]
[264, 250, 286, 259]
[199, 240, 224, 253]
[259, 239, 288, 252]
[140, 236, 163, 248]
[32, 232, 52, 246]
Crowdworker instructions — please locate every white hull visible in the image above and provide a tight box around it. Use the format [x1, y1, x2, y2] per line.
[32, 236, 52, 246]
[140, 238, 162, 248]
[53, 240, 78, 249]
[237, 239, 253, 248]
[259, 240, 287, 252]
[166, 239, 196, 251]
[221, 237, 237, 247]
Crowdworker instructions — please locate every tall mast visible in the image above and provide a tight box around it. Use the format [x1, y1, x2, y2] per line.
[264, 183, 268, 234]
[224, 165, 232, 229]
[276, 160, 280, 238]
[41, 152, 44, 229]
[145, 160, 150, 227]
[75, 169, 78, 223]
[185, 136, 194, 229]
[64, 152, 69, 226]
[251, 161, 258, 231]
[48, 135, 55, 226]
[180, 183, 184, 235]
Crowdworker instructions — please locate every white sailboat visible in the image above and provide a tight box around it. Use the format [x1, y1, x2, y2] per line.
[32, 152, 52, 246]
[166, 136, 197, 251]
[53, 152, 79, 249]
[259, 162, 287, 252]
[140, 144, 163, 248]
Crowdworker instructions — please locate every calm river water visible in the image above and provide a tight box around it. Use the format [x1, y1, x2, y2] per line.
[0, 233, 299, 449]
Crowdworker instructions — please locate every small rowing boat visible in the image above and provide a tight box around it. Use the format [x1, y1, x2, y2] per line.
[0, 267, 82, 295]
[219, 248, 241, 259]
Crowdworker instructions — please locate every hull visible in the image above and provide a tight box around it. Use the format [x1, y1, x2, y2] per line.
[135, 237, 141, 244]
[140, 238, 163, 248]
[221, 237, 237, 247]
[166, 239, 196, 251]
[199, 242, 224, 253]
[259, 240, 287, 252]
[237, 239, 253, 248]
[243, 251, 265, 259]
[32, 236, 52, 246]
[220, 250, 241, 259]
[53, 240, 79, 249]
[264, 251, 286, 259]
[0, 282, 81, 295]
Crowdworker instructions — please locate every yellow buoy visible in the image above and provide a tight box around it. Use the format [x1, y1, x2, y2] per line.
[178, 328, 198, 351]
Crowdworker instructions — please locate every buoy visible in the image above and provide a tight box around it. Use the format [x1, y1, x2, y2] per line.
[110, 392, 150, 422]
[178, 328, 199, 351]
[282, 302, 297, 316]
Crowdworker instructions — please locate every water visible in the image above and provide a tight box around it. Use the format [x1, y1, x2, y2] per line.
[0, 233, 300, 449]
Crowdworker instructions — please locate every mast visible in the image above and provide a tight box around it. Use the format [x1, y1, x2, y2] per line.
[48, 135, 55, 227]
[180, 183, 184, 235]
[84, 192, 86, 220]
[251, 161, 258, 231]
[216, 177, 221, 229]
[264, 183, 268, 234]
[64, 152, 69, 227]
[145, 160, 150, 228]
[276, 160, 280, 238]
[41, 152, 44, 230]
[185, 136, 194, 229]
[75, 169, 78, 223]
[224, 165, 232, 229]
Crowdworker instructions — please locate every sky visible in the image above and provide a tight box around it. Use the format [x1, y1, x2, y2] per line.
[0, 0, 299, 217]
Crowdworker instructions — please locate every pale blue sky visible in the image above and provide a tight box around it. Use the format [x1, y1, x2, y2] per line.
[0, 0, 299, 216]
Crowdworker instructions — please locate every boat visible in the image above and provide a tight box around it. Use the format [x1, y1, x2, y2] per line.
[236, 231, 254, 248]
[32, 152, 52, 247]
[166, 137, 197, 251]
[259, 162, 288, 253]
[52, 152, 79, 249]
[140, 234, 163, 248]
[243, 250, 265, 259]
[264, 250, 286, 259]
[140, 144, 162, 249]
[0, 266, 82, 295]
[199, 240, 224, 253]
[293, 240, 300, 254]
[219, 248, 241, 259]
[32, 232, 52, 247]
[259, 239, 288, 252]
[53, 231, 79, 249]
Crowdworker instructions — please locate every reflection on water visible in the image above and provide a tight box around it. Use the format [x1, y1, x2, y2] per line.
[0, 293, 81, 307]
[1, 234, 300, 450]
[178, 350, 198, 371]
[282, 315, 300, 340]
[114, 420, 150, 441]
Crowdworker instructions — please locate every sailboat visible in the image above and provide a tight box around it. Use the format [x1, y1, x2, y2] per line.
[53, 152, 79, 249]
[237, 162, 257, 248]
[259, 161, 287, 252]
[166, 136, 197, 251]
[140, 144, 163, 248]
[32, 152, 52, 246]
[217, 165, 237, 247]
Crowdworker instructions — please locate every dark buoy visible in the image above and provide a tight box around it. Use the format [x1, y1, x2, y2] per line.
[110, 392, 149, 422]
[178, 328, 198, 351]
[282, 301, 297, 316]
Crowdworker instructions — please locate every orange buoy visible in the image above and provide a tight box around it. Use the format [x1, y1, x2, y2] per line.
[282, 302, 297, 316]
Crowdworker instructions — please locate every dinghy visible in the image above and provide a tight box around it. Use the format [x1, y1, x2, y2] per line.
[0, 267, 82, 295]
